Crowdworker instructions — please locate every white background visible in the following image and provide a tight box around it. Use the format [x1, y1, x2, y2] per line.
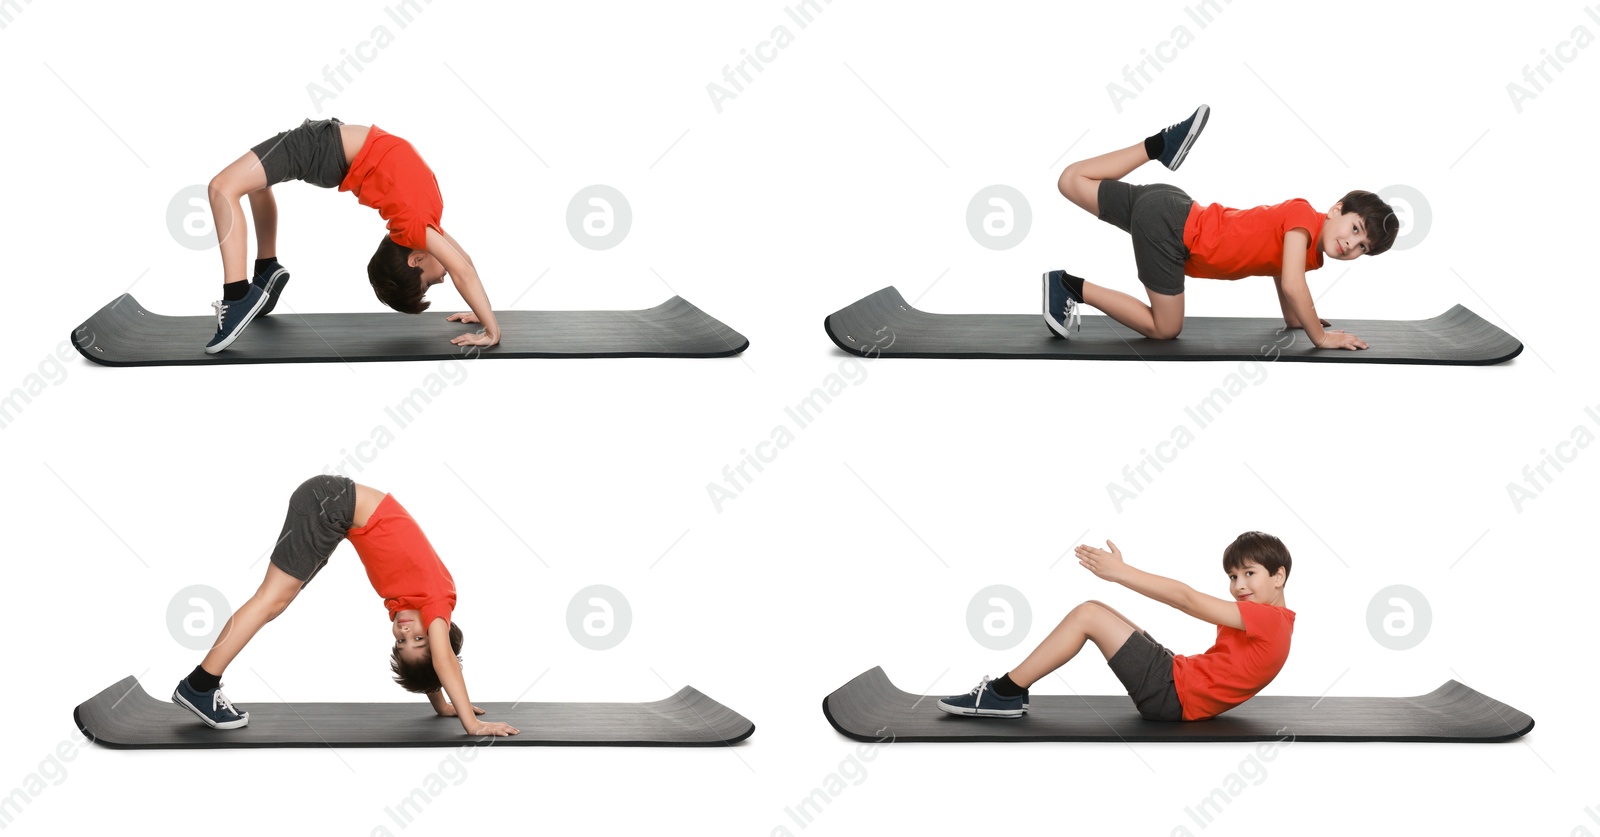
[1, 1, 1596, 834]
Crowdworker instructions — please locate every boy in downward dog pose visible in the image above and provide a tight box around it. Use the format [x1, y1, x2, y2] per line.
[171, 475, 519, 738]
[1044, 105, 1398, 350]
[203, 117, 499, 353]
[939, 532, 1293, 722]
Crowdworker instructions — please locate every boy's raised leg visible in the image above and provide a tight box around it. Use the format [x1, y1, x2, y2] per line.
[1006, 600, 1141, 689]
[1057, 142, 1151, 217]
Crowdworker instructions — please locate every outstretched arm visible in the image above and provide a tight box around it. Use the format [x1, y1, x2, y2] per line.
[1076, 540, 1244, 630]
[1278, 229, 1366, 350]
[425, 226, 501, 348]
[428, 617, 519, 736]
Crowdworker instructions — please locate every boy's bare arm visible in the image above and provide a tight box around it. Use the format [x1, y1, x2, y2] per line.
[424, 227, 500, 348]
[1272, 276, 1328, 330]
[1279, 230, 1367, 350]
[1076, 541, 1246, 630]
[428, 618, 519, 736]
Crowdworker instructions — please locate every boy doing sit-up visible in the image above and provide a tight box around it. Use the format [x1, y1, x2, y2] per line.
[939, 532, 1293, 721]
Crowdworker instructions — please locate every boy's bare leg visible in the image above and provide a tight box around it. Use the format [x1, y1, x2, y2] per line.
[247, 187, 278, 261]
[1057, 142, 1152, 216]
[1006, 600, 1140, 689]
[1083, 285, 1187, 339]
[207, 151, 270, 286]
[197, 563, 303, 678]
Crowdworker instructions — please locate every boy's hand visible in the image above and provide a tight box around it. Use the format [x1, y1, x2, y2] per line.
[1076, 540, 1129, 582]
[437, 702, 486, 718]
[447, 311, 481, 325]
[450, 329, 500, 348]
[1315, 330, 1368, 350]
[467, 720, 520, 737]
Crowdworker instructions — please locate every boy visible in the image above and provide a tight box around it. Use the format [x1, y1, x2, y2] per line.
[203, 117, 499, 353]
[938, 532, 1293, 722]
[171, 475, 519, 738]
[1044, 105, 1397, 350]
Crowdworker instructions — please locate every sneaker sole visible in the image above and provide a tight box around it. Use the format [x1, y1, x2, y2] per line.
[204, 290, 271, 354]
[1168, 104, 1210, 171]
[936, 700, 1025, 718]
[257, 268, 290, 316]
[1043, 272, 1073, 340]
[171, 689, 249, 729]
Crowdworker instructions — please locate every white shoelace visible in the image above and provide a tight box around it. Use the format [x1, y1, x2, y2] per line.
[1064, 299, 1082, 333]
[212, 686, 241, 717]
[968, 676, 993, 704]
[211, 299, 227, 330]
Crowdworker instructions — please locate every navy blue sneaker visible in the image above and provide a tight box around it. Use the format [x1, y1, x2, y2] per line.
[253, 262, 290, 316]
[937, 676, 1027, 718]
[1043, 270, 1083, 339]
[1155, 104, 1210, 171]
[204, 283, 269, 354]
[172, 678, 249, 729]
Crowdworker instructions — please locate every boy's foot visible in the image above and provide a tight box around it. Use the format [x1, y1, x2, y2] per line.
[1043, 270, 1083, 339]
[171, 679, 249, 729]
[253, 263, 290, 316]
[1155, 104, 1210, 171]
[204, 284, 269, 354]
[936, 675, 1027, 718]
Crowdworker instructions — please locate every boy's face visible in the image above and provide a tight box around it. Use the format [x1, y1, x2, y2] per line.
[408, 251, 449, 290]
[1320, 204, 1373, 261]
[1227, 559, 1285, 604]
[392, 609, 430, 666]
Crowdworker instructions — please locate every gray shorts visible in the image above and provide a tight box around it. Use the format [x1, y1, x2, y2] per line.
[1096, 180, 1193, 296]
[268, 475, 357, 585]
[250, 118, 351, 189]
[1107, 629, 1185, 722]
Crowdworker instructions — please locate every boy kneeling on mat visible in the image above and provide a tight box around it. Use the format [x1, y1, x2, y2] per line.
[939, 532, 1293, 721]
[1044, 104, 1397, 350]
[172, 475, 519, 738]
[203, 117, 499, 353]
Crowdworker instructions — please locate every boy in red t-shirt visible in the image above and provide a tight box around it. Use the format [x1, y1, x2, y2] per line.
[201, 117, 499, 353]
[939, 532, 1294, 721]
[1043, 105, 1398, 351]
[170, 475, 519, 738]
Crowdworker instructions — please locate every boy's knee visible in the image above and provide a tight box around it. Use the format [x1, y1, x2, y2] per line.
[1151, 322, 1183, 340]
[1057, 164, 1083, 198]
[1070, 599, 1109, 618]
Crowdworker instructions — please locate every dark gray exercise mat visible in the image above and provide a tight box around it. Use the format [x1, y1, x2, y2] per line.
[823, 668, 1532, 743]
[77, 676, 754, 748]
[825, 287, 1522, 365]
[73, 293, 749, 366]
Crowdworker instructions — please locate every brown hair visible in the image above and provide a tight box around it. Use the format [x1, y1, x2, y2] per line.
[1222, 531, 1291, 584]
[367, 236, 430, 314]
[389, 621, 464, 694]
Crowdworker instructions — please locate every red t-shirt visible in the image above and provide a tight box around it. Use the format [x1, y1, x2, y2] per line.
[1183, 199, 1326, 280]
[1171, 600, 1295, 721]
[338, 125, 444, 251]
[346, 494, 456, 629]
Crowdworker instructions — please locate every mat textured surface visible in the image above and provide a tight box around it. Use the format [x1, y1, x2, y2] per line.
[823, 668, 1533, 743]
[77, 676, 754, 748]
[74, 294, 749, 365]
[825, 287, 1522, 365]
